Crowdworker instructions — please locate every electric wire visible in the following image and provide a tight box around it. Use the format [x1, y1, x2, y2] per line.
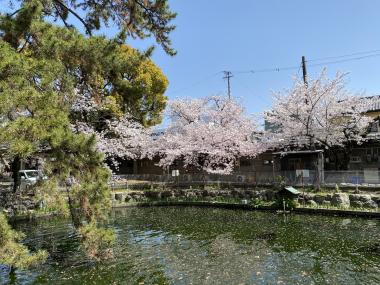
[170, 48, 380, 96]
[233, 52, 380, 75]
[308, 48, 380, 62]
[169, 71, 223, 95]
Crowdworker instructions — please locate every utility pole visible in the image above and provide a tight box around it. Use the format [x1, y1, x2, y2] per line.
[301, 56, 308, 86]
[302, 55, 316, 152]
[223, 71, 233, 99]
[302, 56, 308, 104]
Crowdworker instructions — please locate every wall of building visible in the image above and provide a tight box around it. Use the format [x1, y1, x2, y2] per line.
[114, 152, 275, 177]
[348, 142, 380, 170]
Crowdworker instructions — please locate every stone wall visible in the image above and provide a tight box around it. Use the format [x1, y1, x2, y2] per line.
[0, 189, 39, 216]
[110, 189, 277, 205]
[110, 189, 380, 210]
[299, 193, 380, 209]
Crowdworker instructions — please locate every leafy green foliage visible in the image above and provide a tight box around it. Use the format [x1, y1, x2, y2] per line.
[79, 222, 115, 260]
[0, 30, 114, 261]
[34, 179, 70, 216]
[0, 213, 47, 269]
[0, 0, 169, 267]
[7, 17, 168, 127]
[48, 132, 112, 225]
[0, 38, 71, 158]
[6, 0, 177, 55]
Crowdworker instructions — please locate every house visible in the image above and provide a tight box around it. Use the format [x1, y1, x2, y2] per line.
[272, 150, 324, 185]
[260, 95, 380, 185]
[346, 95, 380, 171]
[113, 95, 380, 186]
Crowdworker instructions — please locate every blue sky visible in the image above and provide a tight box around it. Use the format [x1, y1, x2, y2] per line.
[2, 0, 380, 120]
[128, 0, 380, 118]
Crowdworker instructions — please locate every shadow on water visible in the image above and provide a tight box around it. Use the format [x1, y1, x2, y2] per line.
[2, 207, 380, 285]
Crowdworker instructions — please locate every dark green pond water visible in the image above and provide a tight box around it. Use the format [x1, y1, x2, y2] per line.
[1, 207, 380, 285]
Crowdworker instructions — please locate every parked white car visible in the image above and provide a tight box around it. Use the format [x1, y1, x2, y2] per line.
[19, 170, 47, 186]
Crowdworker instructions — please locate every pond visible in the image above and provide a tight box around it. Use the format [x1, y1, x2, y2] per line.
[1, 207, 380, 284]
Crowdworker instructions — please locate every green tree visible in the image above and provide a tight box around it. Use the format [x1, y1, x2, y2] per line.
[0, 0, 171, 267]
[0, 33, 114, 259]
[0, 213, 47, 272]
[0, 32, 74, 190]
[1, 7, 168, 126]
[0, 2, 168, 188]
[6, 0, 176, 55]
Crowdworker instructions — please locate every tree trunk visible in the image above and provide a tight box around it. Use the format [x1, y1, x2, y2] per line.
[66, 187, 81, 228]
[9, 266, 16, 284]
[11, 156, 21, 192]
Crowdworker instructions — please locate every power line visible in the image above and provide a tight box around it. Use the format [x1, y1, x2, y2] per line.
[308, 48, 380, 62]
[234, 65, 300, 74]
[170, 71, 223, 95]
[234, 76, 272, 106]
[233, 51, 380, 75]
[308, 52, 380, 68]
[169, 48, 380, 96]
[296, 61, 302, 77]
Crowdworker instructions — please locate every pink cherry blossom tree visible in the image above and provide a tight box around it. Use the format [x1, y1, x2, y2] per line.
[71, 93, 152, 168]
[150, 96, 263, 174]
[264, 69, 374, 169]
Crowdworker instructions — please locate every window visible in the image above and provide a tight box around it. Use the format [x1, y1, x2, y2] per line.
[26, 171, 39, 178]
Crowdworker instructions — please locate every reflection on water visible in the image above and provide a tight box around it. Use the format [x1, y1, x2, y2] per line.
[1, 207, 380, 284]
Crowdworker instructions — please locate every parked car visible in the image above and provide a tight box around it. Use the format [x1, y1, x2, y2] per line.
[19, 170, 47, 187]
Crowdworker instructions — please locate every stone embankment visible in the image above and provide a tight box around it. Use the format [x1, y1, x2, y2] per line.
[301, 192, 380, 209]
[110, 188, 380, 210]
[111, 189, 275, 203]
[0, 189, 40, 216]
[2, 187, 380, 219]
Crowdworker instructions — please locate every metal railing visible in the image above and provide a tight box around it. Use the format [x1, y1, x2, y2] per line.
[111, 170, 380, 189]
[2, 170, 379, 191]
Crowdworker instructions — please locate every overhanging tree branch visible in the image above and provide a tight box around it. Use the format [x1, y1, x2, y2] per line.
[53, 0, 92, 35]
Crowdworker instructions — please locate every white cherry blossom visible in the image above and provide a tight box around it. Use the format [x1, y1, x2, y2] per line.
[150, 96, 263, 174]
[264, 69, 374, 150]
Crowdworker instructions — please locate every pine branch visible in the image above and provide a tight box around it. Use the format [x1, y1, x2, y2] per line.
[53, 0, 92, 35]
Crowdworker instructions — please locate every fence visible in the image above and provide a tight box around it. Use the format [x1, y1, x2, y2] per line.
[111, 170, 380, 189]
[2, 170, 379, 191]
[110, 173, 260, 190]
